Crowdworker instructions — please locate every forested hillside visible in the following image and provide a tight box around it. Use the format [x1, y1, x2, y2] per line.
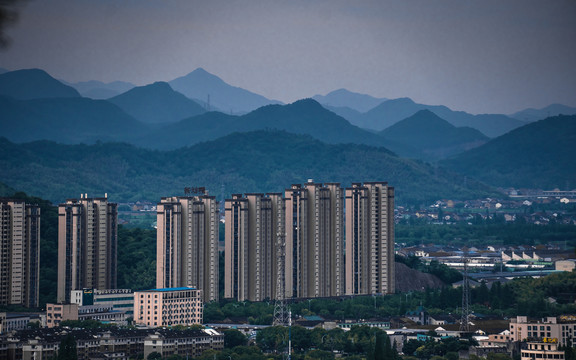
[0, 131, 497, 205]
[442, 115, 576, 189]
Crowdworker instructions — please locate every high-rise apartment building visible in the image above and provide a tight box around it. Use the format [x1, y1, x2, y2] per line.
[156, 196, 219, 302]
[57, 195, 118, 303]
[0, 199, 40, 307]
[224, 193, 284, 301]
[284, 182, 344, 298]
[345, 182, 395, 295]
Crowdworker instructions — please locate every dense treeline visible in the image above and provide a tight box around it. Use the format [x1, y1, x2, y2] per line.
[402, 336, 477, 359]
[203, 272, 576, 324]
[116, 227, 156, 290]
[396, 219, 576, 246]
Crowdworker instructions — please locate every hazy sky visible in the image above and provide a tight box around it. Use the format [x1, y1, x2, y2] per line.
[1, 0, 575, 114]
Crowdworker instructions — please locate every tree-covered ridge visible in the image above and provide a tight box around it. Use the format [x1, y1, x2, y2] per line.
[441, 114, 576, 189]
[0, 131, 497, 205]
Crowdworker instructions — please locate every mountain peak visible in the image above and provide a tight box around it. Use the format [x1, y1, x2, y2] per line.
[291, 98, 323, 108]
[169, 69, 281, 113]
[312, 89, 386, 113]
[182, 68, 225, 83]
[108, 81, 205, 124]
[145, 81, 173, 91]
[0, 68, 81, 100]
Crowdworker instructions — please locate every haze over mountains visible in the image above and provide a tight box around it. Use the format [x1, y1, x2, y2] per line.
[379, 110, 489, 160]
[311, 89, 387, 113]
[0, 67, 574, 203]
[71, 80, 135, 99]
[168, 68, 283, 114]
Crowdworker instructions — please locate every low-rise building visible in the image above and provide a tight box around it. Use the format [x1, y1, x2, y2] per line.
[510, 316, 576, 347]
[143, 328, 223, 359]
[0, 327, 223, 360]
[134, 287, 203, 328]
[555, 260, 576, 272]
[71, 289, 134, 317]
[46, 303, 79, 328]
[521, 340, 565, 360]
[78, 305, 129, 326]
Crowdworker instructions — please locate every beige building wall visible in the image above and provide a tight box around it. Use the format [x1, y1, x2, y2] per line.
[0, 199, 40, 308]
[555, 260, 576, 272]
[224, 195, 249, 300]
[345, 182, 395, 296]
[521, 341, 565, 360]
[224, 193, 285, 301]
[284, 182, 344, 299]
[46, 303, 79, 328]
[134, 287, 203, 327]
[57, 196, 118, 303]
[156, 196, 219, 302]
[510, 316, 576, 347]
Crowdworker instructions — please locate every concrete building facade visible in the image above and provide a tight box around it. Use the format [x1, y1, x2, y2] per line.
[156, 196, 219, 302]
[57, 195, 118, 303]
[46, 303, 79, 328]
[70, 288, 134, 316]
[224, 193, 284, 301]
[521, 340, 565, 360]
[284, 182, 344, 298]
[0, 199, 40, 308]
[134, 287, 203, 328]
[345, 182, 395, 295]
[510, 316, 576, 347]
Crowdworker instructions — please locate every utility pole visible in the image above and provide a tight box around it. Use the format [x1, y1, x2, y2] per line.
[460, 256, 471, 332]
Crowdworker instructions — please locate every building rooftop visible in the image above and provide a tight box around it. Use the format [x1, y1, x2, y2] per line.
[139, 287, 197, 292]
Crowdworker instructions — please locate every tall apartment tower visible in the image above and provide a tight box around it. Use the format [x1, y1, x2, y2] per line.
[0, 199, 40, 308]
[284, 181, 344, 298]
[57, 195, 118, 303]
[156, 196, 219, 302]
[224, 193, 284, 301]
[345, 182, 395, 296]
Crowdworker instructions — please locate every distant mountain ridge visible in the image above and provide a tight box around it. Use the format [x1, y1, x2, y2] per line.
[0, 69, 81, 100]
[441, 114, 576, 189]
[0, 95, 148, 144]
[71, 80, 135, 99]
[108, 82, 205, 124]
[312, 88, 387, 113]
[510, 104, 576, 123]
[169, 68, 282, 114]
[379, 110, 489, 160]
[351, 97, 525, 138]
[133, 98, 400, 151]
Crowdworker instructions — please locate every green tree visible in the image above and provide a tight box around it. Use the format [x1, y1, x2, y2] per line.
[57, 334, 77, 360]
[147, 352, 162, 360]
[223, 329, 247, 348]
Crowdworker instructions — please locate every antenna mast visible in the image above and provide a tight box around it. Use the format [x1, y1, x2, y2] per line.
[273, 231, 288, 326]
